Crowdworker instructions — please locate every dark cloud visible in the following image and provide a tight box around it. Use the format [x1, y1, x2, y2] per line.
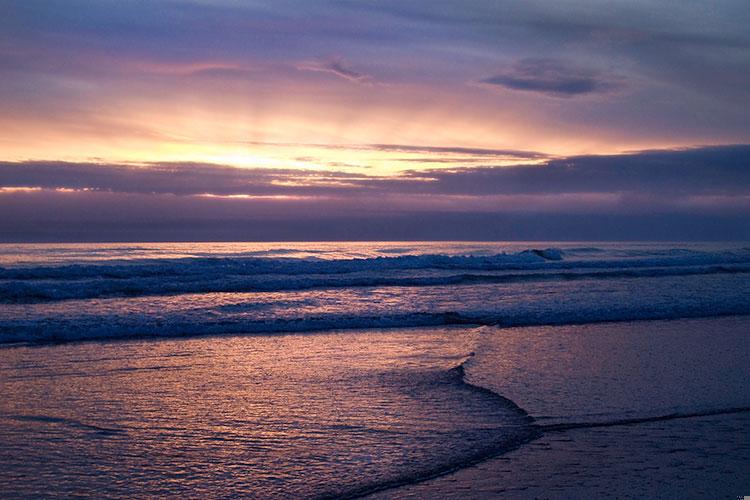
[0, 161, 374, 196]
[326, 61, 369, 82]
[406, 145, 750, 196]
[1, 145, 747, 199]
[1, 145, 748, 241]
[480, 58, 618, 97]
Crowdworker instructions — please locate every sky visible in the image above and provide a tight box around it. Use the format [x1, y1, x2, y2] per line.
[0, 0, 748, 241]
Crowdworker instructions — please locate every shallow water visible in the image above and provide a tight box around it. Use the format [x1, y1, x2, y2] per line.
[1, 317, 748, 498]
[0, 327, 533, 498]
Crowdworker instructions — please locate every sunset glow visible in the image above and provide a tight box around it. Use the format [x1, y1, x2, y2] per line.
[1, 0, 749, 240]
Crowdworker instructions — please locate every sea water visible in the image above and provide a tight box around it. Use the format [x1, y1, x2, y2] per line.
[0, 241, 748, 343]
[0, 242, 749, 497]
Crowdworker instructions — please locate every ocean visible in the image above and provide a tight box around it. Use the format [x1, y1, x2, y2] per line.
[0, 241, 749, 342]
[0, 242, 749, 497]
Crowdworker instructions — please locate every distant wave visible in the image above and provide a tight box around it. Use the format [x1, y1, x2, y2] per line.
[0, 248, 565, 280]
[2, 247, 750, 303]
[5, 248, 750, 282]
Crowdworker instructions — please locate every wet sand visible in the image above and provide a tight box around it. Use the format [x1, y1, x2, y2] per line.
[372, 316, 750, 499]
[372, 411, 750, 499]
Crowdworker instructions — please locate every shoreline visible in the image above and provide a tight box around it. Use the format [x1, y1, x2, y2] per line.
[372, 411, 750, 499]
[2, 317, 748, 497]
[371, 316, 750, 498]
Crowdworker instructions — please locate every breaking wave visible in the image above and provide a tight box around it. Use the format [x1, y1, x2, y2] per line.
[1, 244, 749, 344]
[2, 247, 750, 303]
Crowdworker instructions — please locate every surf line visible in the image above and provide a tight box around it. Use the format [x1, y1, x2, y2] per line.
[457, 349, 750, 436]
[539, 406, 750, 432]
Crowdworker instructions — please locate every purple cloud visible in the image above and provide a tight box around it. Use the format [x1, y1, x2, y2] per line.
[480, 58, 620, 97]
[1, 145, 747, 200]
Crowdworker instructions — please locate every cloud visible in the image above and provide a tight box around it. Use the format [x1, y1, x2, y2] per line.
[365, 143, 548, 159]
[297, 60, 371, 83]
[480, 58, 619, 97]
[1, 145, 748, 240]
[399, 144, 750, 198]
[0, 161, 374, 197]
[1, 145, 747, 205]
[243, 140, 547, 160]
